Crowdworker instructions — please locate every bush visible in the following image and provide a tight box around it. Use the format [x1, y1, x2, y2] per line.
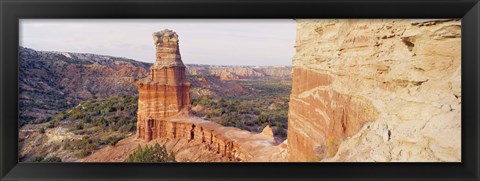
[82, 117, 92, 124]
[75, 123, 84, 130]
[53, 113, 65, 122]
[76, 150, 91, 158]
[101, 106, 116, 115]
[257, 113, 269, 124]
[43, 156, 62, 162]
[39, 127, 45, 134]
[68, 112, 81, 120]
[94, 117, 107, 127]
[46, 121, 55, 128]
[102, 136, 124, 146]
[125, 143, 176, 162]
[29, 156, 44, 162]
[63, 141, 72, 150]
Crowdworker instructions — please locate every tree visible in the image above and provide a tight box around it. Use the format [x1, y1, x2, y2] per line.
[125, 143, 176, 162]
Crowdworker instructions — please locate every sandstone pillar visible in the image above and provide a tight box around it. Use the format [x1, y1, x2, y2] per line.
[136, 29, 191, 142]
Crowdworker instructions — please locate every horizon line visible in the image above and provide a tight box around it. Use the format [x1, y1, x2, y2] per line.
[19, 46, 293, 67]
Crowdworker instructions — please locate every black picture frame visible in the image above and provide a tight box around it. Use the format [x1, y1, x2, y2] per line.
[1, 0, 479, 180]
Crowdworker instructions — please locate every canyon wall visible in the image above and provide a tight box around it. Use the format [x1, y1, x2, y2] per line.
[288, 19, 461, 162]
[19, 47, 150, 124]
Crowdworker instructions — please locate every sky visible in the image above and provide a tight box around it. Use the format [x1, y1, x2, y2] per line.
[20, 19, 295, 66]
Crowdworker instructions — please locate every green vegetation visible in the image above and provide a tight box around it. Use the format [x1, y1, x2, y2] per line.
[28, 156, 62, 162]
[43, 156, 62, 162]
[125, 143, 176, 162]
[191, 79, 290, 140]
[75, 123, 84, 130]
[41, 95, 138, 159]
[28, 156, 44, 162]
[46, 122, 55, 128]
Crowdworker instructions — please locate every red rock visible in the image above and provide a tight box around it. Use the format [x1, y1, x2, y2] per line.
[287, 67, 378, 161]
[136, 29, 191, 141]
[124, 30, 287, 162]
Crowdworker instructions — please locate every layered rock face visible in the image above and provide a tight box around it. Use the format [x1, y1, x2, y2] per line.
[82, 116, 287, 162]
[136, 29, 191, 141]
[288, 19, 461, 162]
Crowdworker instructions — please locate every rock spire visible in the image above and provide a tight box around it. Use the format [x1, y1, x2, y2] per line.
[136, 29, 191, 141]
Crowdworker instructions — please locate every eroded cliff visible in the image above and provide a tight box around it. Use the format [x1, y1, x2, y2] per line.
[288, 19, 461, 162]
[81, 115, 287, 162]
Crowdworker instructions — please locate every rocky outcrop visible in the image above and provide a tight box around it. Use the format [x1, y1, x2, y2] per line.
[82, 115, 287, 162]
[288, 19, 461, 162]
[136, 29, 191, 141]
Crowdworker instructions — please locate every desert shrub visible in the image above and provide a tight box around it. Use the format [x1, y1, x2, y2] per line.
[101, 106, 116, 115]
[52, 113, 65, 122]
[38, 127, 45, 134]
[29, 156, 44, 162]
[75, 123, 84, 130]
[122, 122, 136, 133]
[46, 121, 55, 128]
[94, 117, 107, 127]
[76, 149, 91, 158]
[82, 116, 92, 124]
[43, 156, 62, 162]
[68, 112, 84, 121]
[63, 141, 72, 150]
[125, 143, 176, 162]
[73, 136, 101, 158]
[257, 113, 269, 124]
[101, 136, 124, 146]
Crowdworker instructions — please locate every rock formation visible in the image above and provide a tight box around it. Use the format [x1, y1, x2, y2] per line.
[136, 29, 191, 141]
[18, 47, 150, 124]
[81, 116, 287, 162]
[129, 30, 286, 161]
[288, 19, 461, 162]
